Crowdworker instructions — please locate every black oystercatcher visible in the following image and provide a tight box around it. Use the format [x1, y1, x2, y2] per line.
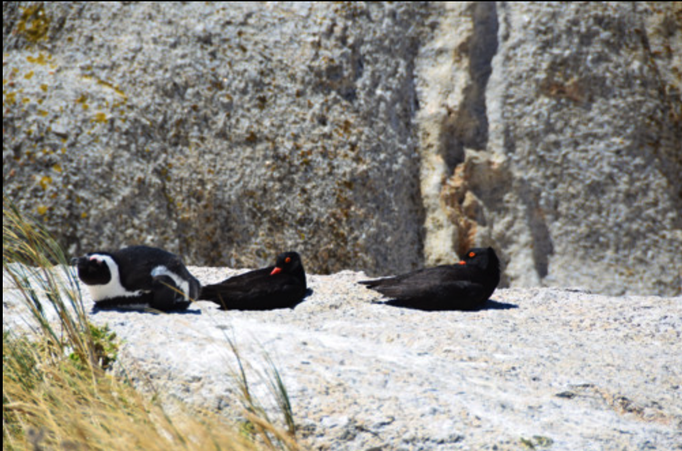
[199, 251, 308, 310]
[359, 247, 500, 311]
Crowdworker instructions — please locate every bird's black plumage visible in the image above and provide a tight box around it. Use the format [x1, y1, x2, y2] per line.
[359, 247, 500, 311]
[72, 245, 200, 312]
[199, 251, 308, 310]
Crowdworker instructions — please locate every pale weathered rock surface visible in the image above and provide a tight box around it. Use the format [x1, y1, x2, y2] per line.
[4, 265, 681, 450]
[3, 2, 681, 295]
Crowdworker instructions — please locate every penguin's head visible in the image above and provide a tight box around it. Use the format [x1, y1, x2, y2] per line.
[72, 253, 114, 286]
[270, 251, 303, 276]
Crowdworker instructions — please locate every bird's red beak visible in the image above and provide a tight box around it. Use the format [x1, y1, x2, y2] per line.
[270, 267, 282, 276]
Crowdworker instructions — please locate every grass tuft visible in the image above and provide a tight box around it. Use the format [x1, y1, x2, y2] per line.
[219, 331, 300, 450]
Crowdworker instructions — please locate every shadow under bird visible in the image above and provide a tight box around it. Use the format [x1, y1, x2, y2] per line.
[72, 245, 201, 312]
[198, 251, 308, 310]
[359, 247, 500, 311]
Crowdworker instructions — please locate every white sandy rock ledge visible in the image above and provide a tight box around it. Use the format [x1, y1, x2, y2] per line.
[3, 266, 681, 450]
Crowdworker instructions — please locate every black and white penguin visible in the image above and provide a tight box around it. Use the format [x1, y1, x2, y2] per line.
[72, 245, 200, 312]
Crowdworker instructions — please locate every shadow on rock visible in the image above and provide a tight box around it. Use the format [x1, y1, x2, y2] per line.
[380, 297, 518, 312]
[91, 306, 203, 315]
[477, 298, 518, 310]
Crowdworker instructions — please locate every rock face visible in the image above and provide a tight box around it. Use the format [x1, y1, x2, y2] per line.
[2, 3, 427, 275]
[3, 3, 681, 294]
[4, 266, 682, 450]
[415, 2, 682, 295]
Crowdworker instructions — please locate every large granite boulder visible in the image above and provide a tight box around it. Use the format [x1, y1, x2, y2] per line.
[4, 3, 681, 294]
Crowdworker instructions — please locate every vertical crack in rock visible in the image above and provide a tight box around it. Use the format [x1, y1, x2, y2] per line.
[441, 2, 499, 173]
[417, 3, 500, 266]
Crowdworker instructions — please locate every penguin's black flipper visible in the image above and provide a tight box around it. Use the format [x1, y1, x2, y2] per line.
[151, 275, 191, 312]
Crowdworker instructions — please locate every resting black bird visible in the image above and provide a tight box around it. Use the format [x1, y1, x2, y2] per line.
[199, 251, 308, 310]
[359, 247, 500, 311]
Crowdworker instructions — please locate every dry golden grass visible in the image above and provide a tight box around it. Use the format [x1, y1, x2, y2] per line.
[4, 333, 267, 451]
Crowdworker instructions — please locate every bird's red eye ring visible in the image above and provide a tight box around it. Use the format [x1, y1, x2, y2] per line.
[285, 257, 291, 264]
[469, 252, 475, 258]
[459, 260, 466, 265]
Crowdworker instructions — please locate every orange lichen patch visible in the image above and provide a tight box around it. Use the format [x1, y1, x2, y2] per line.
[91, 112, 107, 123]
[76, 94, 89, 110]
[27, 52, 49, 65]
[97, 79, 127, 99]
[17, 5, 51, 43]
[39, 175, 52, 190]
[4, 91, 17, 106]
